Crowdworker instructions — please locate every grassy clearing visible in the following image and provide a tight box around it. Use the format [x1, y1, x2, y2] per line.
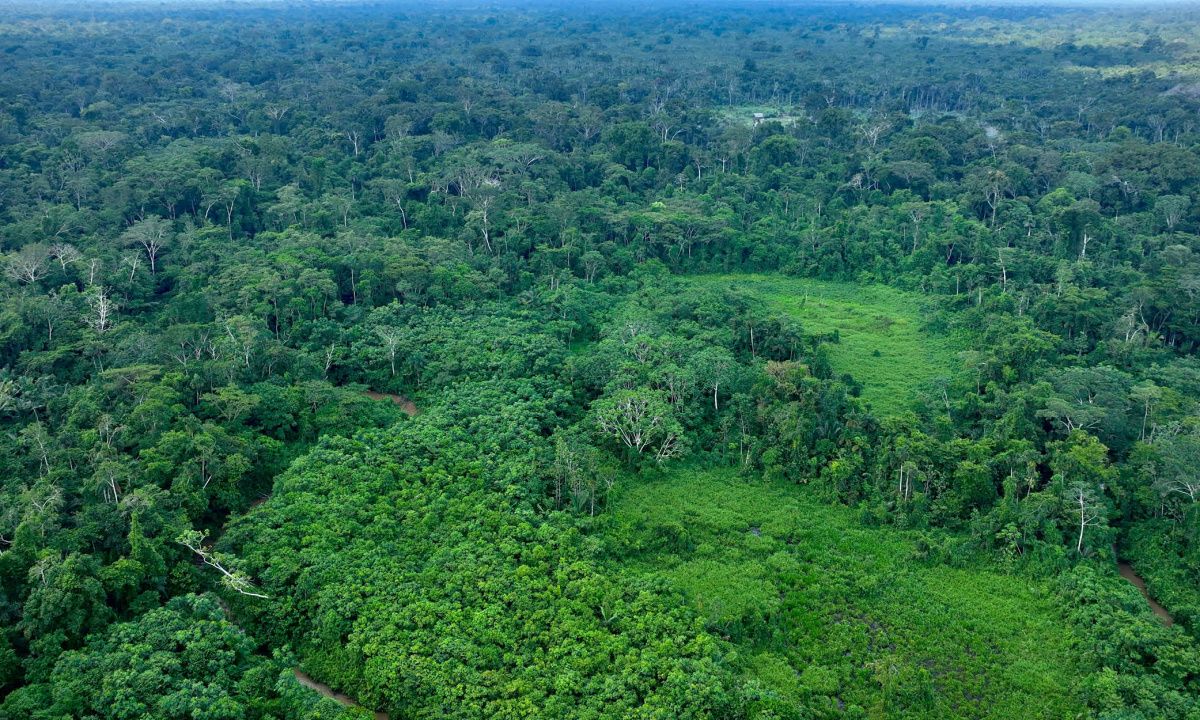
[691, 274, 959, 416]
[602, 467, 1084, 720]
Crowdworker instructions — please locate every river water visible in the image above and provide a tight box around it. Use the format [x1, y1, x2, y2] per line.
[363, 390, 419, 417]
[294, 669, 389, 720]
[1117, 562, 1174, 626]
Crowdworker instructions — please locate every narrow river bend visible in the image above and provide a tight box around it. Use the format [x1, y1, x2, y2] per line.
[294, 669, 389, 720]
[1117, 562, 1174, 627]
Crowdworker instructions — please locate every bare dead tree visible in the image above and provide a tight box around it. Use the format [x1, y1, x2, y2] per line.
[375, 327, 403, 377]
[121, 216, 171, 274]
[1066, 482, 1104, 554]
[177, 529, 269, 599]
[120, 252, 143, 282]
[86, 286, 118, 333]
[5, 246, 49, 285]
[47, 243, 82, 270]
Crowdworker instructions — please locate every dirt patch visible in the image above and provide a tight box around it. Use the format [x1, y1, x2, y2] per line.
[363, 390, 419, 417]
[294, 669, 389, 720]
[1118, 562, 1174, 626]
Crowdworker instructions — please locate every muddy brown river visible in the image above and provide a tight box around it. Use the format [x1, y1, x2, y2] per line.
[1118, 562, 1174, 627]
[363, 390, 419, 417]
[294, 669, 389, 719]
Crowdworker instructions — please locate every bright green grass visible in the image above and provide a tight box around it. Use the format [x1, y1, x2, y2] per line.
[690, 274, 959, 416]
[602, 467, 1084, 719]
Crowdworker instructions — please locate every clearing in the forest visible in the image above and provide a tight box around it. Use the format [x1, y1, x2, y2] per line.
[692, 275, 959, 415]
[602, 467, 1084, 719]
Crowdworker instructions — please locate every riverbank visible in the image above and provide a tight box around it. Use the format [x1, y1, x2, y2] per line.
[294, 669, 388, 720]
[1118, 562, 1174, 626]
[363, 390, 419, 417]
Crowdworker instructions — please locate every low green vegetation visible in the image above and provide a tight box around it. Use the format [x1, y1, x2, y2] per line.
[221, 386, 742, 720]
[692, 275, 959, 415]
[602, 467, 1083, 719]
[2, 2, 1200, 719]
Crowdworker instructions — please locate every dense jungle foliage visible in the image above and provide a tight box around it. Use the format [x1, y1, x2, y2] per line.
[1, 1, 1199, 718]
